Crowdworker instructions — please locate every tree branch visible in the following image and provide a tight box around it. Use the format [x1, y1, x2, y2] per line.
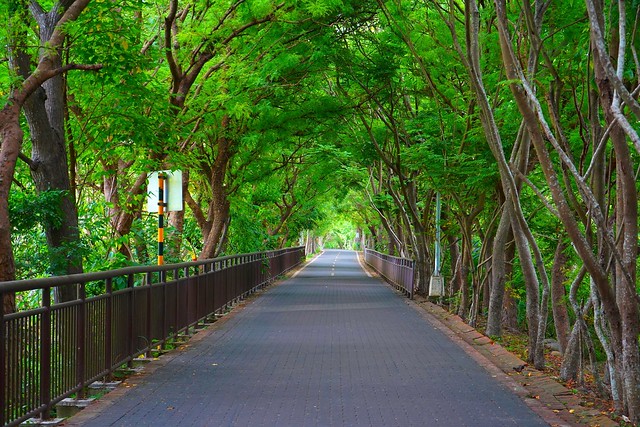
[585, 0, 640, 120]
[18, 152, 36, 169]
[510, 164, 559, 218]
[19, 63, 102, 104]
[165, 0, 182, 84]
[13, 0, 95, 106]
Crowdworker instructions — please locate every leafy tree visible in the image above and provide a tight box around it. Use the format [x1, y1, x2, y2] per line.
[1, 0, 97, 312]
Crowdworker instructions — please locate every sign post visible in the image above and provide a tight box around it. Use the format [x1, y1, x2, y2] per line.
[147, 170, 183, 266]
[157, 172, 166, 265]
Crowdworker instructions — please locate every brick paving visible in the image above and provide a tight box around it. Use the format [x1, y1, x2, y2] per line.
[68, 250, 553, 426]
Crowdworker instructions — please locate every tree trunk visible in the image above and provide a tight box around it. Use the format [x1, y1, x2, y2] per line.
[492, 0, 635, 412]
[551, 240, 570, 354]
[447, 234, 461, 301]
[502, 286, 519, 332]
[456, 238, 471, 320]
[198, 126, 232, 260]
[166, 170, 189, 261]
[501, 225, 518, 332]
[24, 87, 83, 280]
[590, 0, 640, 416]
[611, 113, 640, 420]
[0, 107, 22, 313]
[508, 207, 540, 366]
[20, 5, 83, 301]
[486, 204, 511, 336]
[103, 166, 148, 261]
[560, 319, 584, 382]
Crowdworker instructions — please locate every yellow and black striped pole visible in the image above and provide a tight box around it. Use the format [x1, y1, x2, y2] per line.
[157, 172, 166, 265]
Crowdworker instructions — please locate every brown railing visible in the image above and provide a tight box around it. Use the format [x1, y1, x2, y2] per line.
[0, 247, 305, 427]
[364, 248, 415, 299]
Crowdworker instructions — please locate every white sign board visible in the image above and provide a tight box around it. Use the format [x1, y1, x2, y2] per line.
[147, 170, 183, 212]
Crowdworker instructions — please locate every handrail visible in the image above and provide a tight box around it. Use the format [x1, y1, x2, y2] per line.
[0, 249, 299, 293]
[1, 246, 305, 427]
[363, 248, 415, 299]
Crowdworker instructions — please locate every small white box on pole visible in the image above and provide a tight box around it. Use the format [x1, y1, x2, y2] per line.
[429, 275, 444, 297]
[147, 170, 183, 212]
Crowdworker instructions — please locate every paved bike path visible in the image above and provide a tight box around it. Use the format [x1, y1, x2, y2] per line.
[72, 250, 549, 426]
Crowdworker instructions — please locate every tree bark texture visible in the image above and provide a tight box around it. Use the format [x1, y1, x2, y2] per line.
[0, 106, 22, 313]
[23, 86, 84, 281]
[447, 234, 461, 299]
[486, 204, 511, 336]
[551, 240, 570, 354]
[19, 3, 87, 301]
[198, 122, 233, 260]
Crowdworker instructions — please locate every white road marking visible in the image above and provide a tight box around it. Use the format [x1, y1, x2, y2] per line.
[290, 251, 323, 279]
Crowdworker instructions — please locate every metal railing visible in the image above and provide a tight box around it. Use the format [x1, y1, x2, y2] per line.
[0, 247, 305, 427]
[364, 248, 415, 299]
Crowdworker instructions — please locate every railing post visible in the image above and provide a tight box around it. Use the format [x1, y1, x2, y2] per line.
[105, 278, 113, 380]
[40, 287, 52, 419]
[0, 291, 4, 426]
[408, 260, 415, 299]
[146, 272, 153, 358]
[127, 274, 134, 367]
[162, 270, 169, 348]
[184, 266, 195, 329]
[76, 282, 87, 399]
[174, 267, 180, 336]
